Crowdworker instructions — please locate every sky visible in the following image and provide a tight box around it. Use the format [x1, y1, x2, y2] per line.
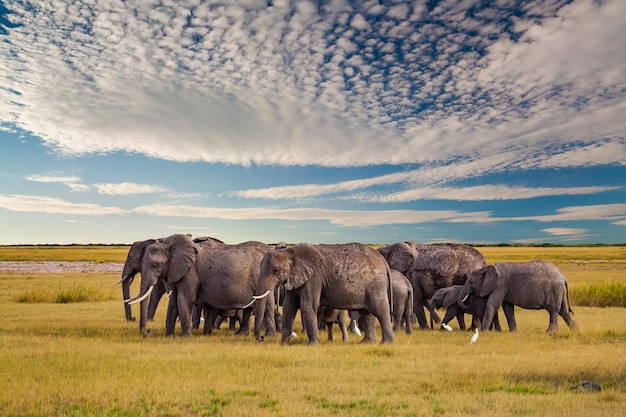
[0, 0, 625, 246]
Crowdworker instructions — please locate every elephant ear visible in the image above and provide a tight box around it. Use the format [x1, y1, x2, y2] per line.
[379, 242, 415, 274]
[166, 237, 198, 283]
[479, 265, 499, 297]
[285, 244, 323, 290]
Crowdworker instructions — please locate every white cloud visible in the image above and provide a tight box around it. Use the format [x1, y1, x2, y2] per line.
[25, 174, 82, 184]
[350, 185, 619, 203]
[0, 0, 623, 172]
[25, 174, 90, 192]
[93, 182, 170, 196]
[132, 203, 489, 227]
[0, 194, 127, 215]
[542, 228, 588, 236]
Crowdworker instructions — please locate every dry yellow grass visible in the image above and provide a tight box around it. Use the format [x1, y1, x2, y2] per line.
[0, 246, 624, 416]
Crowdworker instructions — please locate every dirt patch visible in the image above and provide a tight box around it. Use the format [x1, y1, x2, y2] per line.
[0, 261, 124, 274]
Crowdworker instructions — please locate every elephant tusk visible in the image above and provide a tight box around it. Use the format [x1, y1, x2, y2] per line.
[127, 285, 154, 305]
[242, 299, 256, 309]
[461, 293, 469, 304]
[252, 290, 271, 300]
[113, 275, 131, 286]
[166, 290, 172, 298]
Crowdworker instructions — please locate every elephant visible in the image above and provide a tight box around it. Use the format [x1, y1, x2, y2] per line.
[390, 269, 414, 334]
[126, 234, 275, 337]
[378, 242, 487, 330]
[251, 242, 395, 345]
[116, 239, 163, 322]
[317, 307, 349, 342]
[117, 236, 224, 323]
[429, 285, 501, 331]
[457, 261, 579, 333]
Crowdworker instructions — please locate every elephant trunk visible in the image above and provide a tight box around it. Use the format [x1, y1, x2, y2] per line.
[252, 289, 272, 341]
[119, 273, 135, 321]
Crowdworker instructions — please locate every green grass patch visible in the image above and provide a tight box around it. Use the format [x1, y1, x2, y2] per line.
[15, 285, 116, 303]
[571, 282, 626, 307]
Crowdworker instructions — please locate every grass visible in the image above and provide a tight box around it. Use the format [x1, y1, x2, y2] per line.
[0, 246, 625, 416]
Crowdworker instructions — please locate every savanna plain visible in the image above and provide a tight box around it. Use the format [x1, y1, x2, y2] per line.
[0, 245, 625, 416]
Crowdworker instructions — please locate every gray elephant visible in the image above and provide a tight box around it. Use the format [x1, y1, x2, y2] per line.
[317, 307, 349, 342]
[457, 261, 579, 333]
[127, 234, 274, 337]
[378, 242, 487, 330]
[115, 239, 164, 322]
[430, 285, 501, 331]
[118, 236, 224, 323]
[252, 243, 395, 345]
[390, 269, 414, 334]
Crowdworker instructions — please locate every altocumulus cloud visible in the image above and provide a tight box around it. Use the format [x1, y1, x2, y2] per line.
[0, 0, 624, 175]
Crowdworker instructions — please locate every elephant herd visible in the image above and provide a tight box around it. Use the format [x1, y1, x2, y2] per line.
[118, 235, 578, 345]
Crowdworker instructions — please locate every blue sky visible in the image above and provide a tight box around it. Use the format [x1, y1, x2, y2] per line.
[0, 0, 625, 245]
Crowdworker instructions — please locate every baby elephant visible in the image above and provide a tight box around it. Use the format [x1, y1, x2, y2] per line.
[430, 285, 501, 331]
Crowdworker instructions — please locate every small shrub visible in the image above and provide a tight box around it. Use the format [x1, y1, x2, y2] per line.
[571, 282, 626, 307]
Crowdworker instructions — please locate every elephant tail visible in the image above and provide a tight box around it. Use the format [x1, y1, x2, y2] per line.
[387, 266, 394, 317]
[565, 280, 574, 315]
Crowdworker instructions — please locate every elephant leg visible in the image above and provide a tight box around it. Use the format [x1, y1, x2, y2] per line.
[480, 302, 498, 332]
[203, 307, 218, 335]
[280, 294, 299, 345]
[165, 290, 178, 336]
[440, 307, 457, 330]
[369, 304, 395, 345]
[326, 321, 334, 342]
[191, 304, 203, 329]
[456, 311, 467, 331]
[546, 309, 559, 333]
[414, 294, 429, 330]
[491, 309, 502, 331]
[236, 307, 253, 336]
[502, 302, 517, 332]
[559, 297, 579, 331]
[337, 311, 349, 342]
[300, 301, 320, 346]
[358, 313, 377, 344]
[177, 290, 193, 337]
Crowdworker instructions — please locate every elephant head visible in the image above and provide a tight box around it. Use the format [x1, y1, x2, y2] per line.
[377, 241, 419, 275]
[114, 239, 156, 321]
[457, 265, 499, 309]
[253, 244, 324, 340]
[127, 234, 198, 335]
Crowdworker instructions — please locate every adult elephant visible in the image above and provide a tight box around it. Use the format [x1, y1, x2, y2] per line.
[378, 242, 487, 330]
[390, 269, 414, 334]
[430, 285, 501, 331]
[117, 236, 224, 322]
[115, 239, 163, 322]
[457, 261, 579, 333]
[127, 234, 274, 337]
[252, 243, 395, 345]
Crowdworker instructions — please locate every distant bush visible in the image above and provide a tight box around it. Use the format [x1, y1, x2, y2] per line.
[15, 285, 116, 303]
[570, 282, 626, 308]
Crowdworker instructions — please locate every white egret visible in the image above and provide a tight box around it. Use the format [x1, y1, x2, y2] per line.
[470, 328, 479, 344]
[441, 322, 453, 332]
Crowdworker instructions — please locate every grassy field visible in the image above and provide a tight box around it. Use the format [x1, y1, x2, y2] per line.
[0, 246, 624, 416]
